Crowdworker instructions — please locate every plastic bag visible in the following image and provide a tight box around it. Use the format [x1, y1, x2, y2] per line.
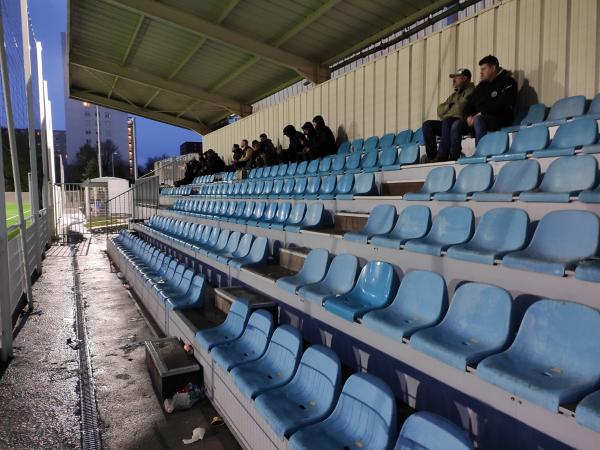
[164, 383, 204, 413]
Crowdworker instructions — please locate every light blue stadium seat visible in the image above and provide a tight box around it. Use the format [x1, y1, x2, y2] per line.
[275, 248, 329, 294]
[394, 411, 475, 450]
[404, 166, 455, 201]
[197, 228, 223, 254]
[200, 229, 230, 256]
[230, 325, 302, 399]
[412, 127, 424, 145]
[411, 282, 513, 370]
[584, 93, 600, 120]
[579, 184, 600, 203]
[269, 165, 280, 177]
[502, 103, 547, 132]
[207, 231, 241, 260]
[472, 160, 540, 202]
[318, 174, 337, 199]
[293, 177, 308, 198]
[298, 254, 358, 305]
[343, 204, 396, 243]
[532, 118, 598, 158]
[254, 345, 342, 438]
[318, 157, 332, 174]
[519, 155, 597, 203]
[363, 270, 448, 340]
[296, 160, 308, 176]
[491, 126, 549, 161]
[246, 202, 266, 226]
[228, 201, 246, 222]
[575, 259, 600, 282]
[359, 150, 379, 172]
[304, 176, 321, 199]
[371, 205, 431, 249]
[269, 179, 284, 198]
[363, 135, 379, 152]
[282, 203, 306, 230]
[434, 164, 493, 201]
[211, 310, 273, 371]
[289, 373, 397, 450]
[447, 208, 529, 265]
[167, 273, 205, 310]
[379, 133, 395, 148]
[287, 162, 298, 177]
[405, 206, 474, 256]
[331, 153, 347, 174]
[534, 95, 586, 127]
[287, 202, 332, 232]
[323, 261, 399, 322]
[380, 146, 399, 170]
[257, 202, 278, 228]
[343, 151, 362, 173]
[306, 158, 320, 174]
[457, 131, 509, 164]
[398, 142, 420, 165]
[262, 179, 273, 196]
[228, 236, 268, 269]
[337, 172, 377, 199]
[195, 299, 251, 351]
[337, 141, 351, 154]
[395, 129, 413, 146]
[216, 233, 253, 264]
[278, 164, 289, 177]
[269, 202, 292, 230]
[280, 178, 296, 198]
[235, 202, 255, 224]
[478, 299, 600, 412]
[351, 138, 364, 152]
[502, 210, 600, 276]
[576, 391, 600, 432]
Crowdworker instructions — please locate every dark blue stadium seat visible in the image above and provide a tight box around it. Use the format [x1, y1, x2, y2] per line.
[404, 166, 455, 201]
[358, 150, 379, 172]
[410, 282, 513, 370]
[478, 299, 600, 412]
[275, 248, 329, 293]
[230, 325, 302, 399]
[323, 260, 399, 322]
[362, 270, 447, 340]
[532, 118, 597, 158]
[502, 210, 600, 276]
[196, 299, 251, 351]
[491, 126, 549, 161]
[457, 131, 509, 164]
[343, 204, 396, 243]
[394, 411, 474, 450]
[433, 164, 493, 201]
[343, 151, 362, 173]
[298, 254, 358, 305]
[371, 205, 431, 249]
[472, 159, 540, 202]
[254, 345, 341, 438]
[289, 373, 397, 450]
[380, 146, 400, 170]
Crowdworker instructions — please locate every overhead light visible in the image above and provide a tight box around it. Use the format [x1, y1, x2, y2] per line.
[82, 101, 90, 107]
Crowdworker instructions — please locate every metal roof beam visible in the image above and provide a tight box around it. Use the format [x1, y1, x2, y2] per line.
[70, 53, 251, 116]
[71, 89, 209, 134]
[101, 0, 329, 83]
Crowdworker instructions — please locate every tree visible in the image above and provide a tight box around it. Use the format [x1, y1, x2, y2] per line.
[67, 140, 128, 182]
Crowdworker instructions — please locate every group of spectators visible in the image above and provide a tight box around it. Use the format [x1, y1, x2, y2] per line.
[175, 149, 226, 186]
[423, 54, 517, 162]
[232, 115, 337, 171]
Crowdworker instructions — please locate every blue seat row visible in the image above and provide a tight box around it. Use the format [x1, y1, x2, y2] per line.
[170, 199, 333, 232]
[143, 217, 269, 269]
[342, 204, 600, 277]
[191, 173, 218, 185]
[407, 156, 600, 203]
[161, 185, 193, 196]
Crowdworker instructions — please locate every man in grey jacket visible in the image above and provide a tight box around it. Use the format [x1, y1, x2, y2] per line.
[422, 68, 475, 162]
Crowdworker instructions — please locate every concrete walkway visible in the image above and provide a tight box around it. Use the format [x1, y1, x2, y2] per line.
[0, 235, 241, 450]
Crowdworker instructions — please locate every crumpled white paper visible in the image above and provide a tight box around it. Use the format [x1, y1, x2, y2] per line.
[182, 427, 206, 444]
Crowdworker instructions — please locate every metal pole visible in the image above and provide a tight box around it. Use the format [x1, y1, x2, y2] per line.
[132, 117, 138, 181]
[0, 7, 33, 309]
[112, 152, 115, 177]
[59, 155, 65, 184]
[0, 100, 11, 361]
[36, 43, 48, 210]
[45, 87, 55, 184]
[96, 105, 102, 177]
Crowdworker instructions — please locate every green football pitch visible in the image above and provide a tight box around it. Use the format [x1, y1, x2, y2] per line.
[6, 201, 31, 228]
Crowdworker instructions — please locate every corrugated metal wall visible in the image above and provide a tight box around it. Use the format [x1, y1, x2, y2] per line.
[205, 0, 600, 163]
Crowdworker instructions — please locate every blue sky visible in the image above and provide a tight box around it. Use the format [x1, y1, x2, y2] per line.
[28, 0, 202, 165]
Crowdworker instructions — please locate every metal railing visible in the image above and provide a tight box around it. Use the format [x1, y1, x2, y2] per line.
[140, 153, 200, 186]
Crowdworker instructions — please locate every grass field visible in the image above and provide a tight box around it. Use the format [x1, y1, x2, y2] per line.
[6, 201, 31, 228]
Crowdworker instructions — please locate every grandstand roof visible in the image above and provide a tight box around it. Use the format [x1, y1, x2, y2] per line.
[67, 0, 454, 134]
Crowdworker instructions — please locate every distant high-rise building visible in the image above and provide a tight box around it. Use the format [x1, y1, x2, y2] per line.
[127, 117, 138, 182]
[53, 130, 66, 157]
[180, 141, 202, 155]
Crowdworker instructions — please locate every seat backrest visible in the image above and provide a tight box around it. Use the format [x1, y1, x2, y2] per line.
[352, 261, 399, 308]
[302, 203, 326, 227]
[379, 133, 395, 148]
[398, 143, 420, 165]
[470, 208, 529, 253]
[320, 174, 337, 194]
[255, 167, 264, 178]
[286, 203, 306, 225]
[539, 155, 597, 193]
[183, 274, 205, 306]
[336, 174, 355, 194]
[296, 160, 308, 175]
[207, 227, 221, 247]
[473, 131, 509, 157]
[392, 270, 448, 324]
[297, 248, 329, 282]
[421, 166, 455, 194]
[282, 178, 295, 195]
[351, 138, 364, 152]
[242, 202, 255, 219]
[251, 202, 266, 220]
[394, 205, 431, 239]
[177, 268, 195, 295]
[337, 141, 351, 154]
[587, 93, 600, 115]
[360, 150, 379, 169]
[169, 263, 186, 286]
[451, 164, 493, 193]
[254, 181, 265, 196]
[213, 229, 231, 250]
[321, 254, 358, 289]
[262, 180, 273, 195]
[491, 159, 540, 193]
[364, 204, 396, 235]
[395, 129, 413, 145]
[287, 162, 298, 176]
[263, 202, 278, 221]
[239, 310, 273, 352]
[307, 158, 320, 174]
[293, 177, 308, 195]
[380, 146, 398, 166]
[233, 234, 254, 257]
[224, 231, 242, 253]
[509, 125, 549, 153]
[272, 179, 284, 195]
[363, 136, 379, 152]
[274, 202, 292, 223]
[396, 411, 474, 450]
[263, 325, 302, 374]
[353, 172, 376, 195]
[199, 225, 213, 244]
[277, 164, 289, 177]
[549, 117, 598, 149]
[546, 95, 586, 121]
[412, 128, 424, 144]
[318, 157, 332, 173]
[345, 151, 361, 171]
[269, 165, 279, 177]
[526, 210, 599, 261]
[428, 207, 474, 243]
[224, 299, 251, 335]
[332, 153, 346, 171]
[247, 236, 268, 263]
[305, 176, 320, 195]
[520, 103, 547, 126]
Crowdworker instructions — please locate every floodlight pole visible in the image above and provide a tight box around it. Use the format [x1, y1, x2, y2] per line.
[36, 43, 49, 211]
[0, 6, 33, 309]
[96, 105, 102, 177]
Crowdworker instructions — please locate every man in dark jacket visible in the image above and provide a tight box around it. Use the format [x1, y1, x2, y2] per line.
[283, 124, 306, 162]
[463, 55, 517, 143]
[311, 115, 336, 157]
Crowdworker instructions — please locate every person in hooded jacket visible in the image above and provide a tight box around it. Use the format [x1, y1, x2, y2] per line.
[283, 124, 305, 163]
[462, 55, 517, 143]
[311, 115, 336, 158]
[300, 121, 316, 161]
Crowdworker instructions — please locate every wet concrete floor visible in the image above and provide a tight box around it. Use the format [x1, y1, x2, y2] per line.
[0, 235, 241, 450]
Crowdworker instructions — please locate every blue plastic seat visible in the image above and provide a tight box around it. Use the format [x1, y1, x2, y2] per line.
[296, 160, 308, 176]
[200, 229, 230, 256]
[502, 103, 547, 132]
[395, 129, 413, 146]
[331, 153, 347, 174]
[280, 178, 296, 198]
[324, 261, 399, 322]
[211, 309, 273, 371]
[230, 325, 302, 399]
[576, 391, 600, 432]
[282, 203, 306, 230]
[318, 157, 332, 174]
[410, 282, 513, 370]
[270, 165, 280, 177]
[337, 172, 377, 199]
[434, 164, 493, 201]
[278, 164, 289, 177]
[575, 259, 600, 282]
[256, 202, 278, 228]
[404, 166, 455, 201]
[380, 146, 399, 170]
[412, 127, 424, 145]
[195, 299, 251, 351]
[289, 373, 397, 450]
[383, 143, 420, 171]
[579, 184, 600, 203]
[394, 411, 474, 450]
[262, 179, 273, 196]
[337, 141, 351, 154]
[351, 138, 364, 152]
[362, 135, 379, 152]
[532, 118, 597, 158]
[306, 158, 320, 174]
[287, 162, 298, 177]
[287, 202, 331, 232]
[491, 126, 549, 161]
[304, 176, 321, 199]
[447, 208, 529, 265]
[457, 131, 509, 164]
[405, 207, 474, 256]
[228, 236, 269, 269]
[519, 155, 597, 203]
[292, 177, 308, 198]
[216, 233, 253, 264]
[379, 133, 395, 148]
[270, 179, 284, 198]
[317, 174, 337, 199]
[246, 202, 266, 226]
[478, 299, 600, 412]
[472, 160, 540, 202]
[362, 270, 448, 340]
[359, 150, 379, 172]
[207, 231, 241, 260]
[298, 254, 358, 305]
[371, 205, 431, 249]
[269, 202, 292, 230]
[343, 204, 396, 243]
[254, 345, 342, 438]
[275, 248, 329, 293]
[534, 95, 586, 127]
[196, 227, 222, 253]
[503, 210, 599, 276]
[167, 273, 205, 310]
[235, 202, 255, 224]
[585, 93, 600, 120]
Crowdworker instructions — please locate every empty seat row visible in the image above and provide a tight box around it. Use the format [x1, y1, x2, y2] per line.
[196, 299, 474, 449]
[408, 156, 600, 203]
[161, 185, 193, 196]
[191, 173, 218, 185]
[342, 204, 600, 278]
[143, 217, 269, 269]
[275, 253, 600, 425]
[170, 199, 332, 232]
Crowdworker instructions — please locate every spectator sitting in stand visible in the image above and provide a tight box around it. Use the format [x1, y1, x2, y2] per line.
[204, 149, 226, 174]
[311, 115, 336, 158]
[300, 121, 316, 161]
[174, 156, 201, 186]
[232, 143, 243, 163]
[283, 124, 306, 163]
[235, 142, 254, 170]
